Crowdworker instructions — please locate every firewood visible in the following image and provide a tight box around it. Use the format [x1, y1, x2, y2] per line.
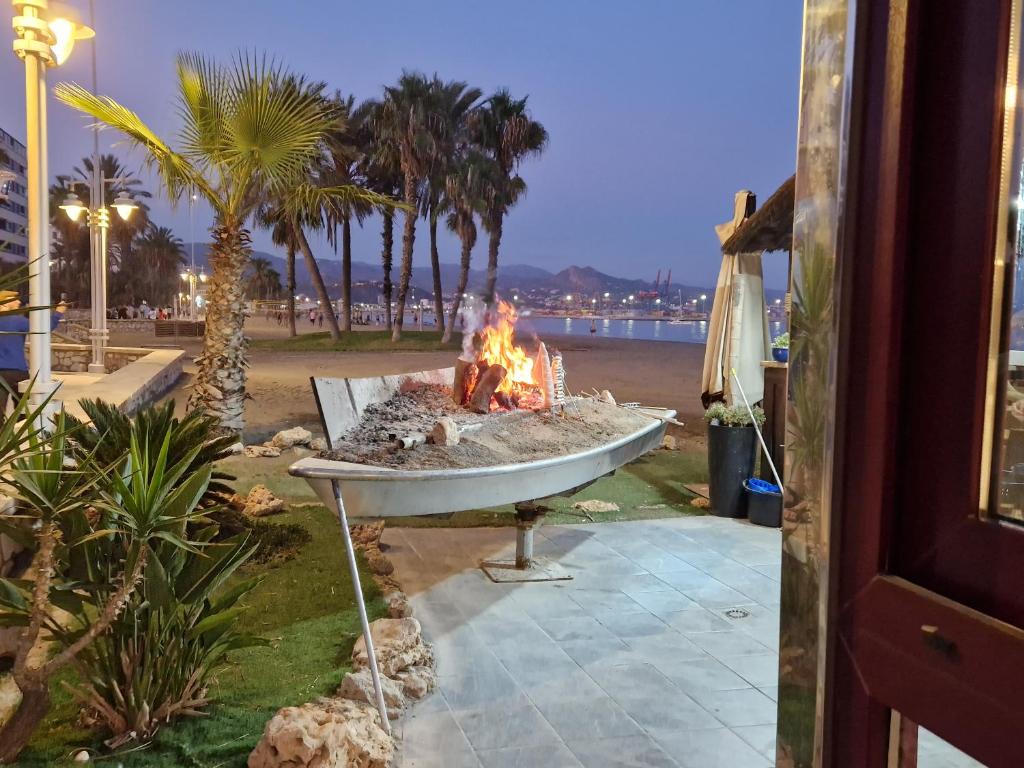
[453, 359, 474, 405]
[469, 364, 506, 413]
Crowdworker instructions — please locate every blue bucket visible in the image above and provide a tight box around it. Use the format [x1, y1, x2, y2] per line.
[744, 478, 782, 528]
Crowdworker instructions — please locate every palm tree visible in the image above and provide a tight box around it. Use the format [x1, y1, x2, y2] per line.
[376, 72, 438, 341]
[470, 90, 548, 303]
[56, 54, 393, 435]
[441, 150, 492, 343]
[135, 225, 185, 304]
[246, 255, 281, 300]
[421, 78, 482, 336]
[256, 201, 299, 336]
[361, 99, 403, 331]
[328, 96, 374, 332]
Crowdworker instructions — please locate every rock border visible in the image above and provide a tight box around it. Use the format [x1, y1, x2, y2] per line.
[248, 521, 428, 768]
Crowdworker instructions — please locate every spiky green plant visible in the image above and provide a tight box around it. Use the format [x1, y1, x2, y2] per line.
[63, 399, 237, 503]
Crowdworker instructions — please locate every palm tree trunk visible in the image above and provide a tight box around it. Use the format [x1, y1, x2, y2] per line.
[187, 218, 252, 436]
[443, 233, 473, 344]
[295, 225, 341, 341]
[286, 241, 297, 337]
[0, 677, 50, 763]
[392, 171, 417, 342]
[381, 211, 394, 331]
[484, 211, 503, 305]
[342, 215, 352, 332]
[429, 212, 445, 335]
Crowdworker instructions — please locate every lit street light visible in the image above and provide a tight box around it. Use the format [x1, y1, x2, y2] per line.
[11, 0, 94, 412]
[60, 171, 139, 372]
[180, 268, 207, 318]
[700, 293, 707, 315]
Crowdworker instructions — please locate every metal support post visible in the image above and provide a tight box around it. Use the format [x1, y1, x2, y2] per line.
[331, 480, 391, 733]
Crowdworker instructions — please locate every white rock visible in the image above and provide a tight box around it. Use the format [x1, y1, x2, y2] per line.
[244, 445, 282, 458]
[271, 427, 313, 448]
[337, 669, 405, 720]
[597, 389, 616, 405]
[309, 437, 328, 452]
[393, 665, 437, 700]
[384, 591, 412, 619]
[572, 500, 620, 513]
[661, 434, 678, 451]
[244, 484, 286, 517]
[247, 697, 393, 768]
[428, 417, 459, 446]
[73, 751, 90, 763]
[352, 618, 433, 678]
[228, 441, 245, 455]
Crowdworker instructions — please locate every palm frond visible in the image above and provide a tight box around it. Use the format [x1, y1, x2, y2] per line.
[53, 83, 214, 208]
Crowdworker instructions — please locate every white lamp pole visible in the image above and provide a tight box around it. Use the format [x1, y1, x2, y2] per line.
[60, 172, 137, 373]
[12, 0, 93, 413]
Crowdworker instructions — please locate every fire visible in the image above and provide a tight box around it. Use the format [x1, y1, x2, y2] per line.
[478, 301, 535, 394]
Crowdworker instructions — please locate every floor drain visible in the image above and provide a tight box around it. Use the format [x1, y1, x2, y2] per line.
[724, 608, 750, 619]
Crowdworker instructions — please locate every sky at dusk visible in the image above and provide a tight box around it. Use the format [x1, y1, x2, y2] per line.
[0, 1, 802, 289]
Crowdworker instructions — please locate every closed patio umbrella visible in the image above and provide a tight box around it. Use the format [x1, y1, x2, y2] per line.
[701, 190, 771, 407]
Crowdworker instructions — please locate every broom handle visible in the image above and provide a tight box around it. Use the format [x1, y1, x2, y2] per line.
[730, 368, 784, 492]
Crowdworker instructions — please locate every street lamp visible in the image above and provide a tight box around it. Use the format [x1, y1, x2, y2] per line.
[12, 0, 94, 411]
[700, 293, 707, 315]
[60, 173, 139, 372]
[180, 268, 206, 319]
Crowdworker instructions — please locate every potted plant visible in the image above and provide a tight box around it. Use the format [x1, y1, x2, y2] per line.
[772, 331, 790, 363]
[705, 402, 766, 518]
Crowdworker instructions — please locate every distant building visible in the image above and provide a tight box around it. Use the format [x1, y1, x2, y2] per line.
[0, 127, 27, 262]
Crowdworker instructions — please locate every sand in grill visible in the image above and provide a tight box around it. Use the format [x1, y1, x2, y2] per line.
[320, 384, 654, 471]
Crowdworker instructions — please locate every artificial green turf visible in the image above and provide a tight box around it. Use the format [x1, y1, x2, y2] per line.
[249, 330, 460, 353]
[17, 504, 384, 768]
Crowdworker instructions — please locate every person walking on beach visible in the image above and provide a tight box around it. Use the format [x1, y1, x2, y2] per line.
[308, 309, 316, 325]
[590, 318, 597, 335]
[0, 291, 65, 414]
[317, 310, 324, 328]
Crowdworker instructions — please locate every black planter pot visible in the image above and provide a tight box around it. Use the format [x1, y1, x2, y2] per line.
[707, 423, 757, 518]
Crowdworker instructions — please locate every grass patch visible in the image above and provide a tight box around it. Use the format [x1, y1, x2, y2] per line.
[17, 505, 385, 768]
[250, 330, 460, 353]
[387, 448, 707, 528]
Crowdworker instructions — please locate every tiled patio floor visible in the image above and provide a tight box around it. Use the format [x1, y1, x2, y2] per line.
[381, 516, 981, 768]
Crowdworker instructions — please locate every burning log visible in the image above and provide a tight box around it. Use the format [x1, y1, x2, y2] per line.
[453, 359, 477, 406]
[469, 364, 507, 413]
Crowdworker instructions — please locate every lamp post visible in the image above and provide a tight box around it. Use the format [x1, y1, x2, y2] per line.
[11, 0, 93, 411]
[700, 293, 707, 315]
[60, 173, 138, 372]
[179, 268, 207, 319]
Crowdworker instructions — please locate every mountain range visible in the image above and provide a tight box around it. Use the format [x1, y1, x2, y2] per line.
[181, 243, 734, 302]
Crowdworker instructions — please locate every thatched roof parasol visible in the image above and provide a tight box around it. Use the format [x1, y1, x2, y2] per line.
[719, 174, 795, 255]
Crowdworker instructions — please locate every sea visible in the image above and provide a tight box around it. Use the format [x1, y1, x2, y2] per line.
[516, 315, 787, 345]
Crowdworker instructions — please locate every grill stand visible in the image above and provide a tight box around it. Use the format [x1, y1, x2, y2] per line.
[331, 480, 392, 732]
[481, 501, 574, 583]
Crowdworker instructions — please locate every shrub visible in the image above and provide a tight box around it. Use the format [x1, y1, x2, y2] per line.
[704, 402, 766, 428]
[773, 332, 790, 349]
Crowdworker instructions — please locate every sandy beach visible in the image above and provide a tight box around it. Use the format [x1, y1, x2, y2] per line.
[109, 317, 707, 444]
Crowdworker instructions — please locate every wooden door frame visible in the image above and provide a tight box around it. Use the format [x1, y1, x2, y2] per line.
[824, 0, 1023, 765]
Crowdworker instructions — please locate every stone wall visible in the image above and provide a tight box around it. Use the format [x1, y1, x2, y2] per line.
[49, 343, 152, 373]
[57, 318, 156, 341]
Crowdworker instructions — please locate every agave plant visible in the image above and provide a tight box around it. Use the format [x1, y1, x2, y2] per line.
[0, 402, 264, 760]
[64, 399, 237, 503]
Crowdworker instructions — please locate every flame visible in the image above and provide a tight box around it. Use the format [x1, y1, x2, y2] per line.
[478, 301, 535, 394]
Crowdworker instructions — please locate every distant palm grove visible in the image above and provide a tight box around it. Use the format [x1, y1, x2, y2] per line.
[54, 54, 547, 434]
